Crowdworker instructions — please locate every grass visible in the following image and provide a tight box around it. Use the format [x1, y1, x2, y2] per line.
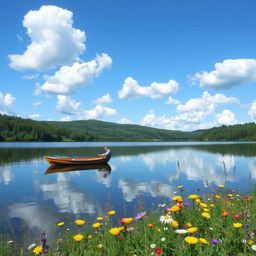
[2, 185, 256, 255]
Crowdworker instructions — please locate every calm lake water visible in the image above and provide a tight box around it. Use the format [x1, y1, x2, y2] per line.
[0, 142, 256, 245]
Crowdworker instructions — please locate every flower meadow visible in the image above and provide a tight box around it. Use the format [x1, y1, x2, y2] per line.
[2, 185, 256, 256]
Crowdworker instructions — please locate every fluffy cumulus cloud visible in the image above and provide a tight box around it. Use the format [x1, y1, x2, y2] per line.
[215, 109, 238, 126]
[35, 53, 112, 95]
[28, 113, 40, 119]
[248, 100, 256, 122]
[60, 116, 72, 121]
[165, 96, 180, 105]
[9, 5, 85, 71]
[141, 91, 239, 131]
[79, 105, 117, 120]
[0, 91, 15, 114]
[118, 77, 179, 99]
[119, 118, 133, 124]
[56, 95, 82, 115]
[93, 94, 112, 105]
[191, 59, 256, 90]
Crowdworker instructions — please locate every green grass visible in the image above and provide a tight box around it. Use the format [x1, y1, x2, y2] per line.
[2, 186, 256, 255]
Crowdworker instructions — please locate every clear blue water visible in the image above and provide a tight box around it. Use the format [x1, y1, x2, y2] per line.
[0, 142, 256, 245]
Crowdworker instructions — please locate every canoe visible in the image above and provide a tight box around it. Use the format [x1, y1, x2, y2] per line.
[45, 163, 111, 174]
[44, 156, 110, 166]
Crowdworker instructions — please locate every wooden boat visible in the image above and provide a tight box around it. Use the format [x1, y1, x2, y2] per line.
[44, 156, 110, 166]
[45, 163, 111, 174]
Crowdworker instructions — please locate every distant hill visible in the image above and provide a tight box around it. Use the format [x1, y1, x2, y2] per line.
[0, 114, 255, 142]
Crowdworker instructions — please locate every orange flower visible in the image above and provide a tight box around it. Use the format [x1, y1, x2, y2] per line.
[215, 195, 221, 199]
[221, 211, 229, 217]
[147, 224, 153, 227]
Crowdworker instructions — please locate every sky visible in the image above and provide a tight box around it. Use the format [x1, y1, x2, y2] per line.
[1, 0, 256, 131]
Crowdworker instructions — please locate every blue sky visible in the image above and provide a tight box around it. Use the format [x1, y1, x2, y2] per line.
[1, 0, 256, 130]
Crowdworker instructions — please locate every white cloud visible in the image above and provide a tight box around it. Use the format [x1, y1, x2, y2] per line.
[32, 101, 42, 106]
[191, 59, 256, 90]
[93, 93, 112, 105]
[79, 105, 117, 120]
[60, 116, 72, 121]
[215, 109, 238, 126]
[9, 5, 85, 71]
[56, 95, 82, 115]
[248, 100, 256, 122]
[28, 113, 40, 119]
[35, 53, 112, 95]
[119, 118, 133, 124]
[0, 91, 15, 113]
[118, 77, 179, 99]
[22, 74, 39, 80]
[165, 96, 180, 105]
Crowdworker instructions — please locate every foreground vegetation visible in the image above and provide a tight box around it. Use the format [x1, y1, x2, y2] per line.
[2, 186, 256, 255]
[0, 114, 256, 142]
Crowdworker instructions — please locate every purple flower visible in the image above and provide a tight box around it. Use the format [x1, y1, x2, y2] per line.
[164, 207, 172, 212]
[211, 239, 220, 245]
[183, 202, 190, 206]
[134, 212, 146, 220]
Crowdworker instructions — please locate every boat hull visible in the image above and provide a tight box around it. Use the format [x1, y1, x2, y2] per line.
[44, 156, 110, 166]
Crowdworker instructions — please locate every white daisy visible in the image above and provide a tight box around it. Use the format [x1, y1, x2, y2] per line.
[160, 215, 173, 224]
[150, 244, 156, 249]
[161, 237, 166, 241]
[174, 229, 188, 234]
[252, 244, 256, 251]
[163, 227, 168, 231]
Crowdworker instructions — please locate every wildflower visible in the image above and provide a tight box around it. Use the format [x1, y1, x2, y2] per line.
[171, 221, 179, 228]
[74, 219, 85, 226]
[228, 194, 234, 197]
[147, 224, 153, 227]
[33, 246, 42, 255]
[134, 212, 146, 220]
[172, 196, 183, 202]
[92, 223, 101, 228]
[88, 235, 92, 239]
[7, 240, 13, 244]
[73, 234, 84, 242]
[245, 196, 253, 201]
[210, 204, 215, 207]
[218, 185, 225, 188]
[221, 211, 229, 217]
[187, 222, 192, 228]
[233, 214, 241, 219]
[109, 227, 120, 236]
[117, 237, 123, 240]
[215, 195, 221, 199]
[119, 226, 125, 231]
[199, 238, 209, 244]
[203, 208, 210, 212]
[160, 215, 173, 224]
[187, 227, 198, 233]
[126, 227, 135, 232]
[150, 244, 156, 249]
[97, 244, 103, 248]
[27, 243, 36, 250]
[183, 202, 190, 206]
[163, 227, 168, 231]
[121, 218, 133, 225]
[170, 205, 180, 212]
[56, 222, 64, 227]
[233, 223, 242, 228]
[195, 199, 201, 203]
[211, 239, 220, 245]
[248, 240, 254, 245]
[108, 210, 116, 215]
[184, 236, 198, 244]
[157, 228, 161, 232]
[188, 194, 199, 200]
[177, 185, 183, 189]
[40, 231, 49, 253]
[154, 248, 163, 254]
[252, 244, 256, 251]
[200, 203, 207, 208]
[161, 237, 166, 241]
[96, 217, 104, 221]
[175, 229, 188, 234]
[201, 212, 210, 218]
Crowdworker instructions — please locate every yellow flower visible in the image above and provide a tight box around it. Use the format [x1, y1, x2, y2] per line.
[118, 226, 125, 231]
[171, 221, 179, 228]
[96, 217, 104, 221]
[187, 227, 198, 233]
[201, 212, 210, 218]
[122, 218, 133, 224]
[247, 240, 254, 245]
[199, 203, 207, 208]
[233, 222, 242, 228]
[199, 238, 209, 244]
[171, 205, 180, 212]
[157, 228, 161, 232]
[184, 236, 199, 244]
[108, 210, 116, 215]
[33, 246, 42, 255]
[195, 198, 201, 203]
[187, 222, 192, 228]
[56, 222, 64, 227]
[188, 194, 199, 200]
[210, 204, 215, 207]
[74, 219, 85, 226]
[92, 222, 101, 228]
[172, 196, 183, 202]
[177, 185, 183, 189]
[218, 185, 225, 188]
[109, 227, 120, 235]
[203, 208, 210, 212]
[88, 235, 92, 239]
[73, 234, 84, 242]
[97, 244, 103, 248]
[228, 194, 234, 197]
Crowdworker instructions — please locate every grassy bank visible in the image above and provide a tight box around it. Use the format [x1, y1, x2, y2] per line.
[2, 186, 256, 255]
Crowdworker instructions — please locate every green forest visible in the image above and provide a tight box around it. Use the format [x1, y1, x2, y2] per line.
[0, 114, 255, 142]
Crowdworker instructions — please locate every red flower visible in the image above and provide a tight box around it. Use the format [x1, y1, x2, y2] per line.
[154, 249, 163, 254]
[117, 237, 123, 240]
[233, 214, 241, 219]
[120, 220, 125, 224]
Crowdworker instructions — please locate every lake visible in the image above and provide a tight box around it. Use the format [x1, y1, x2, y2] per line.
[0, 142, 256, 246]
